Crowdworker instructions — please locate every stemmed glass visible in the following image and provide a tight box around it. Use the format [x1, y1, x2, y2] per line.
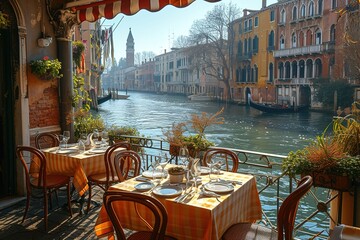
[151, 158, 160, 182]
[178, 147, 189, 169]
[159, 154, 169, 177]
[63, 131, 70, 148]
[102, 131, 109, 147]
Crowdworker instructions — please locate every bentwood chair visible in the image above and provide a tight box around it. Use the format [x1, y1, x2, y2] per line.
[103, 190, 177, 240]
[202, 148, 239, 173]
[35, 132, 59, 149]
[222, 175, 313, 240]
[87, 141, 131, 213]
[114, 150, 141, 182]
[16, 146, 72, 231]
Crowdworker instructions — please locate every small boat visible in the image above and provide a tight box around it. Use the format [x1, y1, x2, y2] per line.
[97, 93, 112, 105]
[115, 94, 130, 100]
[249, 100, 308, 113]
[188, 94, 212, 101]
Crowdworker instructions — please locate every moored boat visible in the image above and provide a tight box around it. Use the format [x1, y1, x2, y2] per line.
[249, 99, 308, 113]
[188, 94, 212, 101]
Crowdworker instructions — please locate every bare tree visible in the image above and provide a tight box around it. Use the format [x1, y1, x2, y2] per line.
[187, 3, 240, 100]
[142, 51, 156, 62]
[173, 35, 191, 48]
[134, 52, 142, 66]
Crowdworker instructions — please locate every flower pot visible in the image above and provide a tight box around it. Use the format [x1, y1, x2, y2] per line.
[302, 172, 353, 191]
[169, 145, 180, 156]
[169, 172, 184, 183]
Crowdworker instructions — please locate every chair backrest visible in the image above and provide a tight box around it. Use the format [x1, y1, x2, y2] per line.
[35, 132, 59, 149]
[114, 150, 141, 182]
[104, 190, 168, 240]
[202, 148, 239, 172]
[277, 175, 313, 240]
[16, 146, 48, 191]
[104, 141, 131, 187]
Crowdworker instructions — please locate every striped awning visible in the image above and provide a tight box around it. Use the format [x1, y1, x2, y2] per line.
[72, 0, 221, 23]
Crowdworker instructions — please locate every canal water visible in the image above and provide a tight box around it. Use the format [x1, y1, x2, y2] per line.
[96, 91, 334, 238]
[97, 91, 333, 156]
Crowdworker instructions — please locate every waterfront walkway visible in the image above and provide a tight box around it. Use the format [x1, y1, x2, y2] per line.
[0, 188, 103, 240]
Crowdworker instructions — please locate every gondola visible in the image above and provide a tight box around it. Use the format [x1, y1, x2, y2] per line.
[97, 92, 112, 105]
[249, 99, 308, 113]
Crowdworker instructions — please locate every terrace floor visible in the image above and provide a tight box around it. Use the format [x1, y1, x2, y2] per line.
[0, 187, 104, 240]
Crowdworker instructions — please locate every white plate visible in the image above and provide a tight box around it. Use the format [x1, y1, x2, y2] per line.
[142, 170, 167, 179]
[198, 166, 211, 175]
[134, 182, 154, 191]
[57, 148, 78, 154]
[204, 182, 234, 194]
[88, 148, 107, 154]
[152, 185, 182, 198]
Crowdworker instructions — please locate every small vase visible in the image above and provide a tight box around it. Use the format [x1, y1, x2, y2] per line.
[169, 172, 184, 183]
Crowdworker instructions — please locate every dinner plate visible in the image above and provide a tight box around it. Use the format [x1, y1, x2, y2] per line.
[204, 182, 234, 194]
[197, 166, 211, 175]
[142, 170, 167, 179]
[152, 185, 182, 198]
[134, 182, 154, 192]
[88, 148, 107, 154]
[57, 148, 78, 154]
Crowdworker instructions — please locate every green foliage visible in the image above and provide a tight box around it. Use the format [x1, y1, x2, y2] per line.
[73, 112, 104, 140]
[72, 74, 91, 111]
[313, 78, 354, 108]
[282, 150, 313, 177]
[183, 134, 215, 151]
[30, 56, 63, 80]
[107, 125, 140, 141]
[0, 11, 10, 28]
[72, 41, 85, 68]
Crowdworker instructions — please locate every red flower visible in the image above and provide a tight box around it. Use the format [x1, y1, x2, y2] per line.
[43, 56, 49, 61]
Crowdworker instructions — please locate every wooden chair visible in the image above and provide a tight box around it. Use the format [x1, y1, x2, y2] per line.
[114, 150, 141, 182]
[87, 141, 131, 213]
[222, 175, 313, 240]
[103, 190, 176, 240]
[16, 146, 72, 231]
[35, 132, 59, 149]
[202, 148, 239, 172]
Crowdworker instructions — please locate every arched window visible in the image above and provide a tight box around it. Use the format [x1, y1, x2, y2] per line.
[332, 0, 337, 10]
[306, 29, 313, 46]
[253, 35, 259, 53]
[246, 65, 251, 82]
[268, 30, 275, 48]
[255, 65, 258, 82]
[292, 6, 298, 20]
[330, 24, 336, 42]
[299, 60, 305, 78]
[281, 8, 286, 23]
[300, 4, 306, 18]
[318, 0, 323, 15]
[292, 32, 297, 48]
[306, 59, 313, 78]
[315, 28, 322, 45]
[269, 63, 274, 82]
[241, 68, 246, 82]
[308, 1, 314, 16]
[291, 61, 298, 78]
[248, 37, 252, 53]
[315, 59, 322, 78]
[251, 67, 254, 82]
[280, 35, 285, 49]
[299, 31, 304, 47]
[238, 40, 243, 56]
[278, 62, 284, 79]
[236, 68, 240, 82]
[285, 62, 291, 78]
[244, 39, 248, 53]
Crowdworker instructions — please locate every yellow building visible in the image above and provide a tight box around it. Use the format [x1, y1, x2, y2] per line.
[232, 2, 278, 104]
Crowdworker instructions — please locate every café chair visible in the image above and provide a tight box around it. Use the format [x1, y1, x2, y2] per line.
[114, 150, 141, 182]
[35, 132, 59, 149]
[16, 145, 73, 231]
[103, 190, 177, 240]
[202, 148, 239, 172]
[222, 175, 313, 240]
[87, 141, 131, 213]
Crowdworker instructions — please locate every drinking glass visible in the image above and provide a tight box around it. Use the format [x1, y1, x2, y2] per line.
[158, 154, 169, 180]
[102, 131, 109, 147]
[151, 158, 160, 181]
[179, 147, 189, 169]
[63, 131, 70, 148]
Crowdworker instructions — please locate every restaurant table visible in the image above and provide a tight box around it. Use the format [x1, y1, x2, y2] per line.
[94, 166, 262, 240]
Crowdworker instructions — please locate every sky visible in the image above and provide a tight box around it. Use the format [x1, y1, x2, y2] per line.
[102, 0, 277, 63]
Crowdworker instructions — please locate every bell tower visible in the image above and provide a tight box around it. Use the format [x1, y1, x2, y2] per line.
[126, 28, 134, 67]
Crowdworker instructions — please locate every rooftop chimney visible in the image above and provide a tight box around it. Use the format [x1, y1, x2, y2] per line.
[262, 0, 267, 8]
[243, 9, 248, 17]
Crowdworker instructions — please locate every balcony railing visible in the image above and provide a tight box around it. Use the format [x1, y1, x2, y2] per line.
[120, 135, 343, 239]
[274, 45, 321, 58]
[275, 78, 311, 85]
[237, 52, 252, 61]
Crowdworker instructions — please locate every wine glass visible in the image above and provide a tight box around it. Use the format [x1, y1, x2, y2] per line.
[179, 147, 189, 169]
[63, 131, 70, 148]
[151, 158, 160, 181]
[102, 131, 109, 147]
[159, 154, 169, 180]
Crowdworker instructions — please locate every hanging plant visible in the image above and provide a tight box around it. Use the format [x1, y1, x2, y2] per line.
[72, 41, 85, 68]
[30, 56, 63, 80]
[0, 11, 10, 29]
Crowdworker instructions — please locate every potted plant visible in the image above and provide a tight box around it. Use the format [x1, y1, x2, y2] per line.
[30, 56, 63, 80]
[72, 41, 85, 69]
[0, 11, 10, 29]
[167, 166, 185, 183]
[282, 102, 360, 191]
[162, 122, 186, 156]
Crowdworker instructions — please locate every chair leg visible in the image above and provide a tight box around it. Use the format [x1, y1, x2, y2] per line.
[22, 192, 31, 223]
[87, 183, 92, 214]
[67, 182, 73, 217]
[48, 190, 53, 210]
[44, 190, 48, 232]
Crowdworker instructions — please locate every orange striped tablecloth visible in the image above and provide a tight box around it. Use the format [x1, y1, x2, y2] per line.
[94, 169, 262, 240]
[41, 147, 107, 196]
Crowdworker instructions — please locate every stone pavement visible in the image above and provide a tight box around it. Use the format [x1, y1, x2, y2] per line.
[0, 187, 105, 240]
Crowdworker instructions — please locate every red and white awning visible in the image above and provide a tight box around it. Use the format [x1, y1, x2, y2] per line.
[70, 0, 221, 23]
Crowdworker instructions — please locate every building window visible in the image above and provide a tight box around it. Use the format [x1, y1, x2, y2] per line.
[309, 1, 314, 16]
[248, 37, 252, 53]
[239, 22, 242, 34]
[268, 30, 275, 48]
[244, 21, 248, 32]
[330, 24, 336, 42]
[270, 10, 275, 21]
[331, 0, 337, 10]
[318, 0, 323, 15]
[280, 35, 285, 49]
[253, 36, 259, 53]
[292, 32, 297, 48]
[244, 39, 248, 54]
[278, 87, 283, 96]
[300, 4, 306, 18]
[238, 40, 243, 56]
[315, 29, 322, 45]
[269, 63, 274, 82]
[255, 16, 259, 27]
[285, 87, 290, 96]
[292, 6, 298, 20]
[249, 18, 253, 31]
[280, 8, 286, 23]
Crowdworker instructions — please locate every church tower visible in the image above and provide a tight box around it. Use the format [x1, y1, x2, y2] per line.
[126, 28, 135, 67]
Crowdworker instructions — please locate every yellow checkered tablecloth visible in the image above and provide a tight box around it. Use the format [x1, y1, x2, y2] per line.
[94, 168, 262, 240]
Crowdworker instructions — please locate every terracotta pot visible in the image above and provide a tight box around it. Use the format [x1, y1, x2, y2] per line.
[302, 172, 353, 191]
[169, 172, 184, 183]
[169, 145, 180, 156]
